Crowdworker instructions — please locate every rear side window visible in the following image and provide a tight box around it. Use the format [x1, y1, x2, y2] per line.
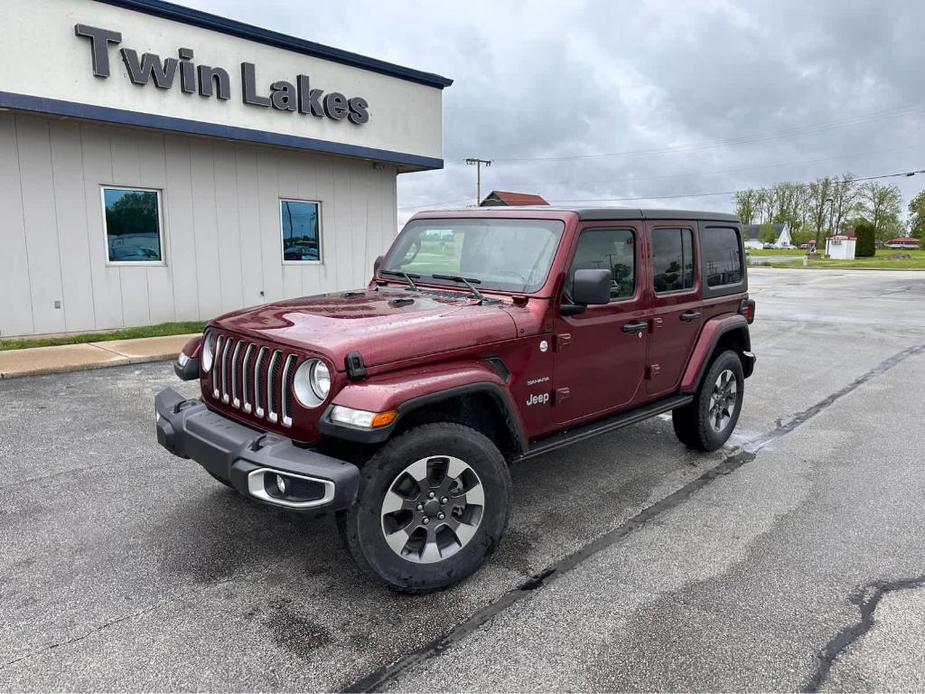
[703, 228, 743, 287]
[652, 228, 695, 293]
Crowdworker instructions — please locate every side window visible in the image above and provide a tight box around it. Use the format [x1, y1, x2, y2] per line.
[102, 186, 164, 264]
[703, 227, 743, 287]
[566, 228, 636, 301]
[280, 199, 322, 263]
[652, 228, 695, 294]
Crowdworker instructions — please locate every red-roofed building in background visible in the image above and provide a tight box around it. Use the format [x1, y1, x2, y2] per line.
[480, 190, 549, 206]
[884, 237, 921, 249]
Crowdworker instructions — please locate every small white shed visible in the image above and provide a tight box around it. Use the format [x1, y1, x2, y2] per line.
[825, 235, 857, 260]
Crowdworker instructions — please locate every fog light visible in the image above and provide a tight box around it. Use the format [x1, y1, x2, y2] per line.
[276, 474, 288, 496]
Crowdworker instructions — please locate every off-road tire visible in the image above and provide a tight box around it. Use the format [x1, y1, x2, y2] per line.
[338, 423, 512, 593]
[672, 350, 744, 452]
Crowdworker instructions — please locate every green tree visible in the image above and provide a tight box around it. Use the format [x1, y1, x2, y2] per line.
[770, 181, 805, 229]
[734, 189, 760, 225]
[858, 182, 903, 241]
[807, 176, 834, 247]
[105, 191, 158, 237]
[829, 174, 859, 237]
[908, 189, 925, 242]
[760, 222, 779, 244]
[854, 221, 876, 257]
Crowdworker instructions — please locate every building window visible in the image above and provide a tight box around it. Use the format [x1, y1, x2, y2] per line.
[703, 228, 743, 287]
[102, 187, 164, 264]
[280, 199, 322, 263]
[652, 228, 695, 294]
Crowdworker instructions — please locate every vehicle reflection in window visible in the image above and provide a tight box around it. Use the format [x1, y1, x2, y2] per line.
[281, 199, 321, 262]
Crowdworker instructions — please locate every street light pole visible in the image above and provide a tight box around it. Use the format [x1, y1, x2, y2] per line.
[465, 158, 492, 206]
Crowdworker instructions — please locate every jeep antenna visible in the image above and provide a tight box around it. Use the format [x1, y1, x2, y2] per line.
[465, 158, 492, 206]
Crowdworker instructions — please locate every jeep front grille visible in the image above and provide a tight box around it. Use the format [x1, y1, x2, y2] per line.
[209, 335, 298, 428]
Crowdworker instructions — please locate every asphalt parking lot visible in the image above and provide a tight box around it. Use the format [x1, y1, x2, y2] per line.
[2, 267, 924, 692]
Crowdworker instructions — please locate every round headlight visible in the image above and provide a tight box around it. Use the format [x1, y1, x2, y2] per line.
[293, 359, 331, 408]
[310, 361, 331, 400]
[201, 332, 216, 372]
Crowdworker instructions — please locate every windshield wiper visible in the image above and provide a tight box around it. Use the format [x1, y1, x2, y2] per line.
[380, 269, 420, 291]
[431, 274, 484, 302]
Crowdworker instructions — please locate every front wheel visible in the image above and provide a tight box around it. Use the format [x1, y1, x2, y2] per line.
[338, 423, 512, 593]
[672, 350, 744, 451]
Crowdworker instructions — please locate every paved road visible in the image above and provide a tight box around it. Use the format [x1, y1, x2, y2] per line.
[1, 268, 924, 691]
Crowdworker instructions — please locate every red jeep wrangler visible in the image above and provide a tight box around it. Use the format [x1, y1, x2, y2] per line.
[156, 207, 755, 592]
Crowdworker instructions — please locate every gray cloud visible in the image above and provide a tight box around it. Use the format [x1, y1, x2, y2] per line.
[187, 0, 925, 224]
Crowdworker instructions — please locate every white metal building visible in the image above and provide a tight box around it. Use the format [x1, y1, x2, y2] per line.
[825, 235, 857, 260]
[0, 0, 450, 338]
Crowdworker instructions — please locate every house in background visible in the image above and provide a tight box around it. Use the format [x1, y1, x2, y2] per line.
[884, 237, 921, 249]
[480, 190, 549, 206]
[743, 224, 793, 249]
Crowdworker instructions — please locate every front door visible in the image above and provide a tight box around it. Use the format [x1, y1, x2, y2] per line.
[644, 223, 703, 396]
[553, 223, 648, 425]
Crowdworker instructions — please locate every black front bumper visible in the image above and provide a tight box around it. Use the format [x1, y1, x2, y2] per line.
[155, 388, 359, 512]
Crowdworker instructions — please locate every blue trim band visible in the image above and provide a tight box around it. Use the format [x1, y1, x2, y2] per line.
[0, 91, 444, 170]
[94, 0, 453, 90]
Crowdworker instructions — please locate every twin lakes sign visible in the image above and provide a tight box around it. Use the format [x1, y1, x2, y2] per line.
[75, 24, 370, 125]
[0, 0, 445, 169]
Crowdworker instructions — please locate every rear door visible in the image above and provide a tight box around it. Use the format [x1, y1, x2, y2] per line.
[553, 221, 648, 425]
[644, 222, 703, 397]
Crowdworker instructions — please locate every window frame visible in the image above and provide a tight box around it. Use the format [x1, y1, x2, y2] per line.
[650, 226, 697, 297]
[279, 198, 323, 266]
[100, 185, 166, 267]
[566, 226, 639, 305]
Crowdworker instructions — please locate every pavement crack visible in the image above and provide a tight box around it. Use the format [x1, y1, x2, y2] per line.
[745, 342, 925, 452]
[341, 342, 925, 693]
[0, 566, 284, 670]
[802, 575, 925, 692]
[0, 603, 163, 669]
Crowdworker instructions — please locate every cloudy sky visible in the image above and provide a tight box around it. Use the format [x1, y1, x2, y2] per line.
[187, 0, 925, 224]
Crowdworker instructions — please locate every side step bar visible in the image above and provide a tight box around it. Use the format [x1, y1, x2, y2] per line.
[516, 394, 693, 462]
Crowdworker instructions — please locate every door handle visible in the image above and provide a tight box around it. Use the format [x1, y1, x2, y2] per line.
[680, 311, 702, 322]
[622, 321, 648, 333]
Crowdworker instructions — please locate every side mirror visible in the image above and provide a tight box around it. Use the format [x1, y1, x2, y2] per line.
[572, 268, 612, 305]
[373, 255, 384, 273]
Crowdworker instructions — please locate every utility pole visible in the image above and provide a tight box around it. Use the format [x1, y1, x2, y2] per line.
[465, 158, 492, 206]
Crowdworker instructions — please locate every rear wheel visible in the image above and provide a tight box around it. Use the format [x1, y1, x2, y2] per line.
[338, 423, 512, 593]
[672, 350, 744, 451]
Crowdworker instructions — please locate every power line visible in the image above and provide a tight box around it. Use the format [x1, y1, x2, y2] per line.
[542, 169, 925, 205]
[470, 103, 925, 163]
[398, 167, 925, 211]
[482, 144, 923, 192]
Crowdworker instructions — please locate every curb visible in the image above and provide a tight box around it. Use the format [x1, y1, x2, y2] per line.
[0, 352, 178, 380]
[0, 333, 197, 380]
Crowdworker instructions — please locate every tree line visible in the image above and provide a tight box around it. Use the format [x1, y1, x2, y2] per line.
[733, 174, 918, 246]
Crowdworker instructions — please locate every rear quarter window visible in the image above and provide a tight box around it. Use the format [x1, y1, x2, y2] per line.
[702, 227, 744, 287]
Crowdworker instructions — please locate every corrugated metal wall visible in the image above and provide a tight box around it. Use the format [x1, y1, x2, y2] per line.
[0, 111, 398, 338]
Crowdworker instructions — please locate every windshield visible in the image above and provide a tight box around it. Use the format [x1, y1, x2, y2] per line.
[382, 218, 566, 293]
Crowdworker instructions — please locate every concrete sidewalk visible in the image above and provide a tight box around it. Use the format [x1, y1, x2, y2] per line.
[0, 333, 198, 379]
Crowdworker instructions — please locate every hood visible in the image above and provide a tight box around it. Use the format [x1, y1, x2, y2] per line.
[212, 288, 518, 369]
